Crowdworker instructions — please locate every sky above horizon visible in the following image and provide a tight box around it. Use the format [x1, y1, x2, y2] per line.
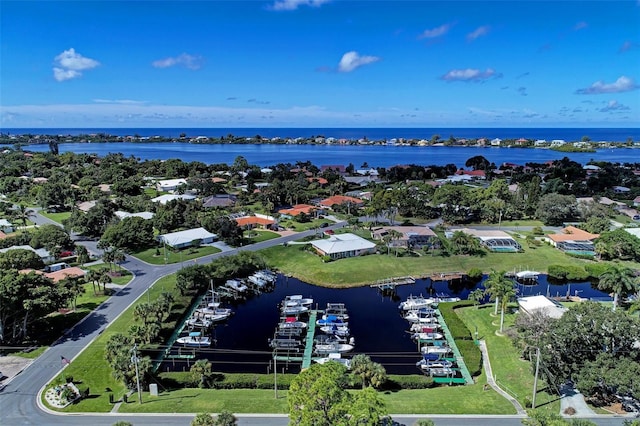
[1, 0, 639, 128]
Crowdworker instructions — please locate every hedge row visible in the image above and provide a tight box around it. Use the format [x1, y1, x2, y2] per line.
[439, 301, 483, 377]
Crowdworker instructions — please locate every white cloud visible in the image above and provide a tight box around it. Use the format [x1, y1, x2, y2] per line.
[92, 99, 147, 105]
[270, 0, 330, 11]
[575, 76, 639, 94]
[573, 21, 588, 31]
[152, 53, 203, 70]
[467, 25, 490, 41]
[52, 48, 99, 81]
[441, 68, 501, 82]
[600, 100, 630, 112]
[419, 24, 451, 39]
[337, 51, 380, 73]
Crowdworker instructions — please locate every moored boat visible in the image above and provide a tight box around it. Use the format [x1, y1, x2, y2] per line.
[177, 331, 211, 347]
[186, 316, 213, 329]
[316, 315, 348, 327]
[314, 352, 351, 369]
[399, 295, 436, 311]
[421, 345, 452, 355]
[320, 325, 350, 337]
[412, 332, 444, 341]
[283, 295, 314, 307]
[282, 304, 309, 315]
[225, 279, 248, 293]
[270, 337, 302, 350]
[314, 342, 354, 354]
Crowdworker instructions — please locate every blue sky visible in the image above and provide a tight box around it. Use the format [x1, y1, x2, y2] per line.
[1, 0, 639, 128]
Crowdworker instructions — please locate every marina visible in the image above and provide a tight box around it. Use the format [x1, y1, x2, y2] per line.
[158, 273, 612, 375]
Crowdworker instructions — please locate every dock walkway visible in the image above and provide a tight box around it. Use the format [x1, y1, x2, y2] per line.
[301, 310, 318, 369]
[434, 309, 474, 385]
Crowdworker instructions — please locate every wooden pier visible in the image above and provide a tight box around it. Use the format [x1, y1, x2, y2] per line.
[301, 310, 318, 369]
[370, 276, 416, 290]
[424, 272, 466, 282]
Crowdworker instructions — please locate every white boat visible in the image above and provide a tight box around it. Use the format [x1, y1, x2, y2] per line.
[320, 325, 350, 337]
[282, 305, 309, 315]
[247, 274, 268, 288]
[314, 342, 354, 354]
[316, 315, 348, 327]
[194, 307, 233, 322]
[421, 345, 452, 355]
[416, 359, 453, 369]
[412, 332, 444, 341]
[404, 310, 438, 324]
[225, 279, 248, 293]
[283, 295, 314, 307]
[324, 303, 349, 320]
[399, 295, 436, 311]
[515, 270, 540, 280]
[255, 269, 277, 282]
[410, 323, 441, 332]
[279, 318, 307, 330]
[314, 352, 351, 369]
[435, 293, 462, 303]
[177, 332, 211, 347]
[186, 316, 213, 328]
[270, 338, 301, 350]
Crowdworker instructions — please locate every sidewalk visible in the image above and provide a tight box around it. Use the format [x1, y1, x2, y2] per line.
[478, 340, 527, 415]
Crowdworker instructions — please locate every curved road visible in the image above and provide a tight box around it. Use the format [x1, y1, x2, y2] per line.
[0, 214, 631, 425]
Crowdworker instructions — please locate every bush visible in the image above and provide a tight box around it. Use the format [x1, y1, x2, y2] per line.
[565, 252, 595, 260]
[384, 374, 434, 390]
[584, 263, 613, 279]
[439, 301, 474, 340]
[456, 340, 482, 376]
[467, 268, 483, 281]
[547, 264, 589, 281]
[532, 226, 544, 236]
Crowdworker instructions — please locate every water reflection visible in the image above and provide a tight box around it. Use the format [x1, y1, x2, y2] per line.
[161, 274, 611, 375]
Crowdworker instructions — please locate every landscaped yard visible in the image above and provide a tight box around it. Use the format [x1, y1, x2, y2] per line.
[39, 210, 72, 224]
[244, 229, 280, 243]
[133, 245, 221, 265]
[259, 236, 594, 287]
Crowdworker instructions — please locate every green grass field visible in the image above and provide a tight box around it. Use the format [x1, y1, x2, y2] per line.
[244, 229, 280, 243]
[260, 235, 593, 287]
[39, 210, 72, 224]
[133, 245, 221, 265]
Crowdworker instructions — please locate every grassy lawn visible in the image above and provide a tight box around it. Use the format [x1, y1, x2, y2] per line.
[82, 263, 133, 286]
[456, 305, 560, 413]
[244, 229, 280, 244]
[467, 220, 546, 228]
[39, 210, 72, 224]
[279, 218, 331, 232]
[11, 346, 48, 359]
[260, 237, 593, 287]
[45, 274, 181, 412]
[133, 245, 221, 265]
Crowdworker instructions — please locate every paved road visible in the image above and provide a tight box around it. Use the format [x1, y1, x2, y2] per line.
[0, 212, 632, 425]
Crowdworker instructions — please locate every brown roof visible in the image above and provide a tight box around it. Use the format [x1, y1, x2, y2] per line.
[45, 267, 87, 283]
[235, 216, 275, 227]
[279, 204, 317, 216]
[547, 226, 599, 243]
[320, 195, 363, 207]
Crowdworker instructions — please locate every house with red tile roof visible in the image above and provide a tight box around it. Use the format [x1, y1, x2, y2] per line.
[318, 195, 364, 209]
[545, 226, 599, 254]
[234, 214, 276, 230]
[278, 204, 318, 217]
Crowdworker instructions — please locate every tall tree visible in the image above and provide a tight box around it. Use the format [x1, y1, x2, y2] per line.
[598, 265, 639, 311]
[484, 270, 515, 332]
[11, 204, 35, 227]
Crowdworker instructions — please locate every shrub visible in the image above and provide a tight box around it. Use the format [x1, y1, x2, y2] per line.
[467, 268, 483, 281]
[384, 374, 434, 390]
[547, 264, 589, 281]
[439, 301, 474, 340]
[532, 226, 544, 236]
[457, 340, 482, 376]
[584, 263, 612, 279]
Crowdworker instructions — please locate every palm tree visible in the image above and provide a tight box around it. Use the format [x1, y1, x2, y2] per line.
[11, 204, 35, 228]
[86, 269, 101, 295]
[468, 288, 485, 309]
[75, 245, 89, 265]
[598, 265, 639, 311]
[484, 270, 516, 332]
[98, 270, 112, 293]
[112, 249, 126, 273]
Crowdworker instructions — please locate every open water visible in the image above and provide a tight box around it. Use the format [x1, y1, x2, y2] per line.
[19, 141, 639, 168]
[162, 274, 611, 376]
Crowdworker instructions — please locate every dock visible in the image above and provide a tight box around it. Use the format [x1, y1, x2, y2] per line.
[424, 272, 466, 282]
[434, 309, 474, 385]
[301, 310, 318, 369]
[370, 276, 416, 290]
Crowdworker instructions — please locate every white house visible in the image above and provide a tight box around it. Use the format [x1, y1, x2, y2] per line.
[151, 194, 197, 205]
[0, 219, 14, 233]
[518, 295, 567, 319]
[156, 178, 187, 192]
[0, 245, 55, 264]
[310, 233, 376, 260]
[157, 227, 218, 249]
[114, 211, 155, 220]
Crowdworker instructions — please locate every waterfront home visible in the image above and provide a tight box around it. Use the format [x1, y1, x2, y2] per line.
[318, 195, 364, 210]
[156, 178, 187, 192]
[157, 227, 217, 249]
[307, 177, 328, 186]
[545, 226, 599, 254]
[371, 226, 438, 249]
[447, 228, 522, 252]
[0, 219, 14, 233]
[518, 295, 567, 319]
[310, 233, 376, 260]
[151, 194, 196, 205]
[234, 214, 276, 230]
[114, 211, 154, 220]
[455, 169, 486, 180]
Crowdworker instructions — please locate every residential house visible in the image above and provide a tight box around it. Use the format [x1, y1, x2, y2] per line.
[518, 295, 567, 319]
[613, 186, 631, 194]
[318, 195, 364, 210]
[371, 226, 437, 249]
[278, 204, 318, 218]
[151, 194, 197, 205]
[114, 211, 155, 220]
[202, 194, 237, 209]
[619, 207, 640, 221]
[448, 228, 522, 252]
[545, 226, 599, 254]
[234, 214, 276, 230]
[0, 219, 14, 233]
[490, 138, 502, 146]
[76, 200, 97, 212]
[634, 196, 640, 207]
[0, 245, 55, 264]
[156, 178, 187, 192]
[157, 227, 217, 249]
[310, 233, 376, 260]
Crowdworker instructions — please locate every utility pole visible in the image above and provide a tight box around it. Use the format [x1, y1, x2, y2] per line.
[131, 344, 143, 404]
[273, 355, 278, 399]
[532, 346, 541, 409]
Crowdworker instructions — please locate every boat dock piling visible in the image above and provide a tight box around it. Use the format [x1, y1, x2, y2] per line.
[424, 272, 466, 282]
[370, 276, 416, 290]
